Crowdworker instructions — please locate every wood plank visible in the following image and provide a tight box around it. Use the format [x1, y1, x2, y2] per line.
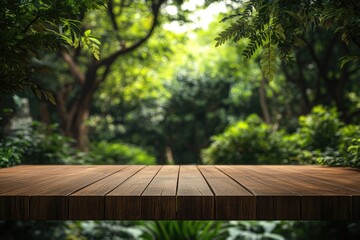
[30, 166, 125, 220]
[141, 165, 179, 220]
[0, 166, 94, 220]
[271, 166, 360, 191]
[0, 166, 91, 194]
[198, 165, 255, 220]
[247, 166, 356, 220]
[217, 165, 301, 219]
[1, 166, 124, 220]
[68, 165, 143, 220]
[262, 165, 360, 220]
[177, 165, 214, 220]
[105, 166, 162, 220]
[1, 165, 360, 220]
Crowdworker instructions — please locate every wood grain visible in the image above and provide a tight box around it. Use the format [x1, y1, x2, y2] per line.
[177, 165, 214, 219]
[217, 165, 301, 219]
[69, 165, 143, 220]
[105, 166, 162, 219]
[0, 165, 94, 220]
[141, 165, 179, 220]
[198, 165, 255, 220]
[251, 166, 357, 220]
[0, 165, 359, 220]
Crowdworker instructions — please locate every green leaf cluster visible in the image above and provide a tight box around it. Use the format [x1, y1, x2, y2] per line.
[140, 221, 228, 240]
[215, 0, 360, 80]
[0, 0, 104, 100]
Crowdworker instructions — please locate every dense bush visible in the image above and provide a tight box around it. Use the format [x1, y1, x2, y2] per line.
[204, 106, 360, 167]
[203, 114, 288, 164]
[90, 141, 156, 165]
[295, 106, 342, 151]
[0, 122, 80, 166]
[0, 122, 156, 167]
[289, 106, 360, 167]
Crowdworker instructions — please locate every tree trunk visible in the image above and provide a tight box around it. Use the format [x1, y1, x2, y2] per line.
[72, 108, 90, 151]
[55, 0, 164, 150]
[39, 101, 51, 124]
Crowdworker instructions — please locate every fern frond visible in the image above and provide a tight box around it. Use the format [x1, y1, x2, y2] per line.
[215, 20, 247, 47]
[260, 43, 277, 81]
[242, 31, 267, 59]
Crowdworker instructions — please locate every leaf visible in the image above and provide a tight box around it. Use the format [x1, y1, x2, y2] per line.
[84, 29, 91, 36]
[340, 55, 360, 68]
[44, 91, 56, 105]
[341, 32, 350, 46]
[35, 89, 42, 100]
[294, 37, 306, 47]
[89, 37, 101, 45]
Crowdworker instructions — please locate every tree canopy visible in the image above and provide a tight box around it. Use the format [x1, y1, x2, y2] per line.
[215, 0, 360, 81]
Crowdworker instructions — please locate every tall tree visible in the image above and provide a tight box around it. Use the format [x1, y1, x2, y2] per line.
[55, 0, 170, 149]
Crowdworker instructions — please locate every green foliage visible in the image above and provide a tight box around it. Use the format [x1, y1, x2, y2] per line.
[296, 105, 342, 151]
[46, 20, 101, 60]
[0, 146, 22, 168]
[203, 114, 287, 164]
[163, 71, 235, 164]
[260, 43, 277, 81]
[204, 105, 360, 167]
[65, 221, 141, 240]
[90, 141, 156, 165]
[228, 221, 285, 240]
[0, 122, 87, 165]
[216, 0, 360, 80]
[140, 221, 229, 240]
[0, 0, 104, 100]
[285, 106, 360, 167]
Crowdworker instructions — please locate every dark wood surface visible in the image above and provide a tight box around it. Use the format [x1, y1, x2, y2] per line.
[1, 165, 360, 220]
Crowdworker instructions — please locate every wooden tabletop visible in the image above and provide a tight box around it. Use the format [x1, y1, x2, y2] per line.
[0, 165, 359, 220]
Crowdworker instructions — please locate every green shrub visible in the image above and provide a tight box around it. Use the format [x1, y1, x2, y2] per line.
[296, 105, 342, 151]
[0, 147, 21, 168]
[287, 106, 360, 168]
[90, 141, 156, 165]
[203, 114, 288, 164]
[0, 122, 75, 166]
[0, 122, 95, 166]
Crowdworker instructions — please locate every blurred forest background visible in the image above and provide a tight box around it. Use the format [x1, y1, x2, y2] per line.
[1, 0, 360, 239]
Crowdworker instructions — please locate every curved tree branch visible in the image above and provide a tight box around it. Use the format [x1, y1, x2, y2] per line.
[94, 0, 164, 70]
[61, 51, 85, 85]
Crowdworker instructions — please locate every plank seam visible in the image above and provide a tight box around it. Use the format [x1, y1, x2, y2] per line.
[101, 166, 147, 196]
[175, 165, 180, 218]
[139, 166, 163, 196]
[69, 166, 131, 196]
[139, 166, 163, 219]
[215, 166, 256, 196]
[67, 166, 131, 219]
[197, 165, 216, 220]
